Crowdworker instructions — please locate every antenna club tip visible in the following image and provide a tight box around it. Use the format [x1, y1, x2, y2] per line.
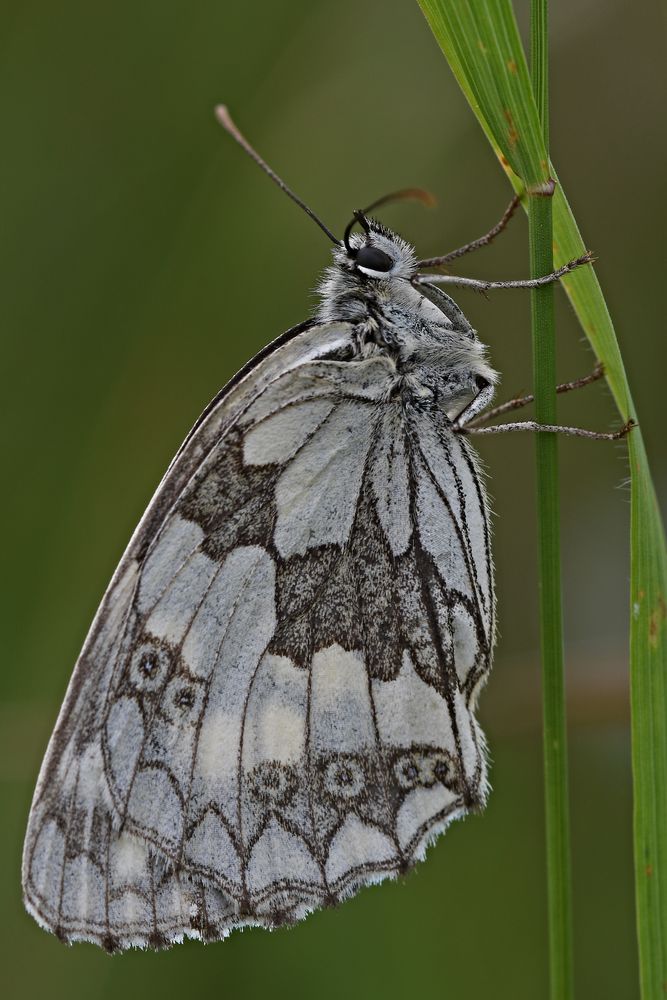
[214, 104, 232, 126]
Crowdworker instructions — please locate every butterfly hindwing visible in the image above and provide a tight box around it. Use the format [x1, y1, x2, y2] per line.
[23, 317, 494, 949]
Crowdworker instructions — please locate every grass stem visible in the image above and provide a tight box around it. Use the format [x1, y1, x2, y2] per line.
[530, 3, 574, 996]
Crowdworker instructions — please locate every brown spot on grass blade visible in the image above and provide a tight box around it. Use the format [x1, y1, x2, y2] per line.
[503, 109, 519, 148]
[507, 59, 518, 74]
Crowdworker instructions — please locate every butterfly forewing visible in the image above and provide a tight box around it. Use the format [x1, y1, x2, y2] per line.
[23, 314, 494, 949]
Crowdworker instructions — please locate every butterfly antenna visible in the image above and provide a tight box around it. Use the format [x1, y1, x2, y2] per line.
[361, 188, 437, 215]
[215, 105, 341, 247]
[342, 188, 436, 254]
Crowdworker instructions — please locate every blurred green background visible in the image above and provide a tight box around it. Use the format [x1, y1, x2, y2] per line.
[2, 1, 665, 997]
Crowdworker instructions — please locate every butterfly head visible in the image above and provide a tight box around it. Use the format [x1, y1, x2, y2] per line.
[337, 211, 418, 281]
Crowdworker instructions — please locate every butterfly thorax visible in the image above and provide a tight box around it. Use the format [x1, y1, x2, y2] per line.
[316, 219, 498, 416]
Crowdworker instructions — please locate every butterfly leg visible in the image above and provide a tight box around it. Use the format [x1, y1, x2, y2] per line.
[456, 417, 635, 441]
[417, 194, 521, 269]
[414, 251, 593, 292]
[464, 362, 605, 428]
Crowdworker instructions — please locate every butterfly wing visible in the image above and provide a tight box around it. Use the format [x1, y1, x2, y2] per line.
[23, 318, 494, 950]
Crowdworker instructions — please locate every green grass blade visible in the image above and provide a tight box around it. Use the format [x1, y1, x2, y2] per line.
[417, 1, 667, 995]
[549, 205, 667, 998]
[529, 0, 573, 992]
[415, 0, 550, 191]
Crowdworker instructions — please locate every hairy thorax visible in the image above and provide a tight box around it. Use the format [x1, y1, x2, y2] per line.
[316, 255, 498, 419]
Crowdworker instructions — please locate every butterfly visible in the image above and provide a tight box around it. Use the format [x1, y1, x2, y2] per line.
[22, 106, 630, 952]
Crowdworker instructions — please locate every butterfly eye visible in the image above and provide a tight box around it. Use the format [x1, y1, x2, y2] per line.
[355, 245, 394, 273]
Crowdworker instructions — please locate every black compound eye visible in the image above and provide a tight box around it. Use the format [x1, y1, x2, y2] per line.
[355, 245, 394, 273]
